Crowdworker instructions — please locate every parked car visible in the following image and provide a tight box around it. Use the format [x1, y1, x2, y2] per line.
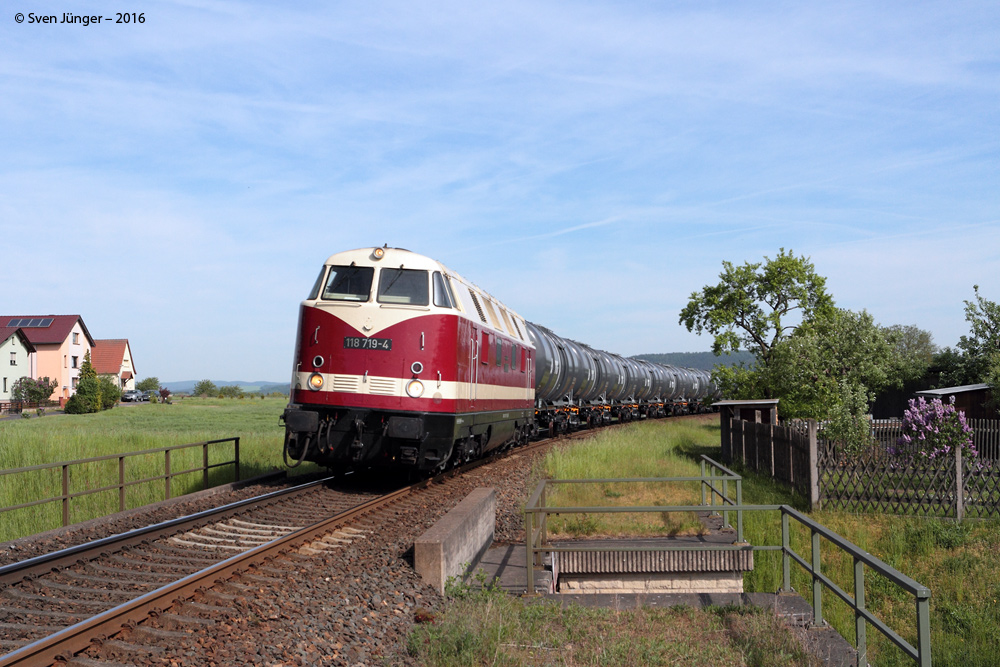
[142, 390, 159, 402]
[121, 389, 143, 402]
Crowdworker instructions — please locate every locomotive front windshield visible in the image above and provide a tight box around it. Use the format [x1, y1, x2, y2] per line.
[377, 268, 429, 306]
[321, 265, 374, 302]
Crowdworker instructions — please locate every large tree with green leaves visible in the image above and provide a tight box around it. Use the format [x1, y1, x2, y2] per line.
[193, 379, 217, 397]
[957, 285, 1000, 382]
[763, 309, 908, 418]
[679, 249, 834, 399]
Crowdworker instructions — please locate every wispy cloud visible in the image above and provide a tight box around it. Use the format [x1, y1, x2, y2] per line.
[2, 0, 998, 379]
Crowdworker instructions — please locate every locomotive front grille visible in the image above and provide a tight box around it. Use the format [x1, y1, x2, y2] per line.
[369, 377, 399, 396]
[333, 375, 361, 393]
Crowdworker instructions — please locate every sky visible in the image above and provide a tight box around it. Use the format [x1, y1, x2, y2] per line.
[2, 1, 998, 383]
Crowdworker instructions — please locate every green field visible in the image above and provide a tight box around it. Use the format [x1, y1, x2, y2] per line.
[0, 397, 322, 542]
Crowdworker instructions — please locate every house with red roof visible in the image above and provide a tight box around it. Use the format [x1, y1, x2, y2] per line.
[0, 327, 37, 401]
[91, 339, 137, 391]
[0, 316, 95, 404]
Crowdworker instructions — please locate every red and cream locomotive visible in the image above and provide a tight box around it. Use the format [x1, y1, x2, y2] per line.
[281, 246, 717, 473]
[282, 246, 535, 472]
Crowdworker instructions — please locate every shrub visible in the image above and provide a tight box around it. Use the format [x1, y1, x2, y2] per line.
[894, 396, 976, 464]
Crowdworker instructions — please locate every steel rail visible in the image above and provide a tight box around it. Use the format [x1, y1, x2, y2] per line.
[0, 484, 414, 667]
[0, 474, 338, 585]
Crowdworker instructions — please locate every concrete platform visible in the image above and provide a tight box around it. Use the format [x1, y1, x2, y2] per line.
[474, 544, 856, 666]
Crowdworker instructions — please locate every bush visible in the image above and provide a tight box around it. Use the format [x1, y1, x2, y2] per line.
[64, 377, 101, 414]
[894, 396, 976, 464]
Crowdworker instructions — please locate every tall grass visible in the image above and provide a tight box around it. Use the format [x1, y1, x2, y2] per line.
[0, 398, 321, 542]
[409, 577, 815, 666]
[539, 419, 715, 537]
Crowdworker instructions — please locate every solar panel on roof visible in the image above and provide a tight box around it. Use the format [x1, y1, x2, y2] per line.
[6, 317, 56, 327]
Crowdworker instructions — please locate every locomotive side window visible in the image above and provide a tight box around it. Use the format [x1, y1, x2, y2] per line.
[322, 265, 374, 302]
[432, 271, 455, 308]
[307, 267, 327, 300]
[378, 268, 429, 306]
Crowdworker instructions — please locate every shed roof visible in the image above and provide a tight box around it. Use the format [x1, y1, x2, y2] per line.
[915, 384, 990, 397]
[712, 399, 780, 407]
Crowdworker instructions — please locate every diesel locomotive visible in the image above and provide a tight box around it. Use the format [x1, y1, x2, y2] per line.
[280, 247, 716, 472]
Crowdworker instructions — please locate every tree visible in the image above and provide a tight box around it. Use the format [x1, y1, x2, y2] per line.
[65, 351, 120, 414]
[193, 379, 217, 397]
[680, 249, 833, 369]
[956, 285, 1000, 383]
[136, 377, 160, 392]
[217, 384, 244, 399]
[758, 309, 905, 419]
[680, 249, 834, 399]
[10, 377, 58, 404]
[886, 324, 937, 383]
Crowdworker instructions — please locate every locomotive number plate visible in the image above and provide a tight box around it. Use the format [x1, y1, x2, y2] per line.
[343, 336, 392, 351]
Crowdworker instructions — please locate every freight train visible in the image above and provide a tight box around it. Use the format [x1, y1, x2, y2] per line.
[280, 247, 717, 472]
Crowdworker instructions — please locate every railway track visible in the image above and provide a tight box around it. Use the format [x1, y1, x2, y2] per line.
[0, 428, 594, 667]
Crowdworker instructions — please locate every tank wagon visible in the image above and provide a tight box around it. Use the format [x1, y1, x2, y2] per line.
[281, 247, 717, 473]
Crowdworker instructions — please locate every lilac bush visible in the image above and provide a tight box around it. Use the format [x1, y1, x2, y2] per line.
[894, 396, 976, 464]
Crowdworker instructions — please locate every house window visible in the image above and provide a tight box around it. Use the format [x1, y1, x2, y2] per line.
[72, 356, 79, 369]
[72, 377, 79, 388]
[73, 332, 79, 344]
[3, 378, 6, 392]
[9, 352, 15, 366]
[64, 355, 67, 368]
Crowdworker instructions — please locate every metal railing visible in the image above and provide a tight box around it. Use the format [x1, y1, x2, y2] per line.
[524, 456, 932, 666]
[0, 438, 241, 527]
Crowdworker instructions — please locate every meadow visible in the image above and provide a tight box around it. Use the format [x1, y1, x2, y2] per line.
[418, 416, 1000, 666]
[0, 397, 321, 542]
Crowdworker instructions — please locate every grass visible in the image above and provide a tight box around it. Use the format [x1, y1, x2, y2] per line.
[415, 414, 1000, 666]
[408, 576, 816, 666]
[0, 397, 323, 542]
[539, 420, 713, 537]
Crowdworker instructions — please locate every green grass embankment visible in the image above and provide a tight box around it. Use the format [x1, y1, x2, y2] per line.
[0, 397, 320, 542]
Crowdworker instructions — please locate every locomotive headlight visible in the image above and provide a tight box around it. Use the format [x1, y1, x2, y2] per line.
[373, 247, 385, 260]
[410, 361, 424, 375]
[308, 373, 324, 391]
[405, 379, 424, 398]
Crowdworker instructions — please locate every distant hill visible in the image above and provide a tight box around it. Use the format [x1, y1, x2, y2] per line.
[631, 351, 755, 371]
[162, 380, 290, 395]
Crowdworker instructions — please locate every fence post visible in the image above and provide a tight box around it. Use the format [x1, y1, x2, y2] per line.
[165, 449, 172, 500]
[770, 423, 776, 477]
[525, 509, 535, 594]
[700, 459, 707, 506]
[955, 442, 964, 521]
[854, 556, 867, 664]
[808, 420, 820, 511]
[811, 529, 825, 627]
[235, 437, 241, 482]
[119, 456, 126, 512]
[781, 510, 791, 592]
[203, 443, 210, 490]
[62, 464, 70, 527]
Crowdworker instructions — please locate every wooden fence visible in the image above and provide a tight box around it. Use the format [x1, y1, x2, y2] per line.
[722, 416, 1000, 520]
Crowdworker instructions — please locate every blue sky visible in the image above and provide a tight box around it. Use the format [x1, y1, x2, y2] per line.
[3, 1, 998, 383]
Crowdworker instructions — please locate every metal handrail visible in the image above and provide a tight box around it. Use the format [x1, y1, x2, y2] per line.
[524, 456, 932, 666]
[0, 438, 241, 528]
